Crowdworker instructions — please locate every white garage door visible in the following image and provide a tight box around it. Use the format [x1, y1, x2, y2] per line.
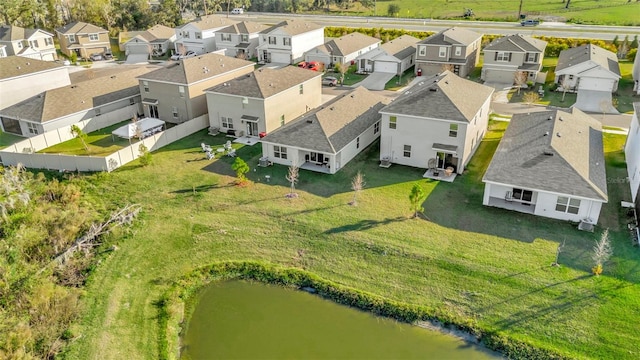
[374, 61, 397, 74]
[127, 43, 149, 55]
[270, 52, 291, 64]
[483, 69, 515, 84]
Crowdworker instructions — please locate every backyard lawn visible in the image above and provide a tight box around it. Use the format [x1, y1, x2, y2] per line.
[39, 121, 136, 156]
[61, 119, 640, 360]
[0, 130, 23, 150]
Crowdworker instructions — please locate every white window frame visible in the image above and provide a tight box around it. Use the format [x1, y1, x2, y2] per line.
[89, 33, 99, 41]
[283, 37, 291, 46]
[183, 31, 190, 39]
[438, 46, 447, 58]
[221, 116, 233, 129]
[389, 116, 397, 129]
[172, 107, 179, 119]
[30, 40, 39, 48]
[374, 121, 380, 134]
[403, 145, 411, 157]
[179, 86, 185, 98]
[17, 41, 23, 49]
[418, 45, 426, 57]
[143, 81, 149, 93]
[526, 53, 536, 62]
[496, 52, 509, 62]
[195, 32, 202, 40]
[512, 188, 533, 203]
[221, 33, 231, 42]
[44, 37, 53, 46]
[241, 34, 249, 42]
[556, 196, 581, 215]
[356, 137, 360, 149]
[274, 145, 287, 159]
[455, 47, 461, 56]
[449, 123, 458, 137]
[299, 84, 303, 94]
[280, 115, 285, 126]
[27, 122, 39, 135]
[268, 36, 276, 45]
[67, 34, 76, 43]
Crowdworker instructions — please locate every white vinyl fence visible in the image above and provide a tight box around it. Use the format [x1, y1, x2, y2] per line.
[0, 115, 208, 172]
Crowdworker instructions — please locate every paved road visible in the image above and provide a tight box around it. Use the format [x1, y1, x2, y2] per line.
[234, 12, 640, 40]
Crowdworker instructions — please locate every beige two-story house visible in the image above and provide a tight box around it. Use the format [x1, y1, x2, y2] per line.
[215, 21, 269, 59]
[137, 53, 254, 124]
[414, 27, 481, 78]
[205, 66, 322, 138]
[256, 20, 324, 64]
[56, 22, 110, 59]
[481, 34, 547, 84]
[0, 25, 57, 61]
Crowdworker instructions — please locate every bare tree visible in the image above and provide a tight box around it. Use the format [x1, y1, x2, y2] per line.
[350, 171, 365, 206]
[70, 125, 89, 151]
[514, 71, 528, 95]
[551, 238, 566, 267]
[560, 77, 572, 102]
[441, 63, 454, 73]
[599, 99, 612, 121]
[334, 62, 349, 85]
[522, 91, 540, 107]
[286, 165, 299, 198]
[592, 229, 612, 276]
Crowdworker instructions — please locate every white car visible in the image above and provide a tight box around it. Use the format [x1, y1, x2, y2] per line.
[231, 8, 244, 14]
[170, 52, 182, 61]
[179, 50, 197, 59]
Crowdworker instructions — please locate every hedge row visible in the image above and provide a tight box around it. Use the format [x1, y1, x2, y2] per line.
[161, 261, 573, 360]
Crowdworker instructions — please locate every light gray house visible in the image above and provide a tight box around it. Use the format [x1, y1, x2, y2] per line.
[214, 21, 269, 59]
[378, 71, 493, 178]
[123, 25, 176, 59]
[355, 34, 420, 76]
[0, 25, 57, 61]
[174, 15, 240, 55]
[415, 27, 482, 78]
[625, 103, 640, 221]
[256, 20, 325, 64]
[483, 108, 607, 225]
[555, 44, 621, 113]
[260, 86, 389, 174]
[633, 49, 640, 95]
[305, 32, 381, 67]
[0, 66, 155, 137]
[481, 34, 547, 84]
[205, 66, 322, 138]
[137, 53, 255, 124]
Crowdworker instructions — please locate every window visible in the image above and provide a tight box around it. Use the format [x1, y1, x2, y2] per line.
[418, 45, 426, 56]
[403, 145, 411, 157]
[268, 36, 276, 45]
[172, 107, 179, 119]
[221, 117, 233, 129]
[183, 31, 190, 39]
[495, 51, 510, 62]
[356, 137, 360, 149]
[17, 42, 22, 49]
[221, 34, 231, 42]
[241, 34, 249, 42]
[30, 40, 39, 48]
[526, 53, 536, 62]
[455, 47, 461, 56]
[129, 97, 135, 105]
[374, 121, 380, 134]
[67, 34, 76, 43]
[512, 188, 533, 202]
[389, 116, 397, 129]
[280, 115, 285, 126]
[439, 46, 447, 58]
[283, 37, 291, 46]
[89, 33, 99, 41]
[299, 84, 303, 94]
[44, 37, 53, 46]
[568, 75, 574, 80]
[274, 146, 287, 159]
[195, 32, 202, 39]
[449, 123, 458, 137]
[95, 107, 101, 117]
[27, 122, 39, 135]
[556, 197, 580, 214]
[143, 81, 149, 93]
[179, 86, 185, 98]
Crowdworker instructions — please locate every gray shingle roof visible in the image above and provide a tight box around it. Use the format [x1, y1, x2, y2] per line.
[0, 56, 65, 81]
[324, 32, 380, 57]
[483, 108, 607, 201]
[381, 35, 421, 58]
[205, 66, 321, 99]
[137, 53, 254, 85]
[260, 20, 323, 36]
[0, 66, 156, 123]
[261, 87, 389, 153]
[180, 15, 239, 31]
[484, 34, 547, 53]
[380, 71, 494, 122]
[217, 21, 269, 35]
[555, 44, 621, 76]
[419, 27, 481, 46]
[56, 22, 107, 35]
[0, 25, 52, 42]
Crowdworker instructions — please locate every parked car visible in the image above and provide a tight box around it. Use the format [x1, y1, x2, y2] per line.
[322, 76, 338, 87]
[231, 8, 244, 14]
[180, 50, 197, 59]
[89, 53, 103, 61]
[521, 19, 540, 26]
[62, 59, 71, 66]
[307, 61, 320, 71]
[298, 61, 308, 69]
[170, 52, 182, 61]
[103, 50, 113, 60]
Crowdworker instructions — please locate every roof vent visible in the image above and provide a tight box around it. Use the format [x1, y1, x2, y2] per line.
[556, 132, 561, 137]
[350, 94, 354, 98]
[269, 83, 273, 87]
[110, 75, 116, 79]
[26, 62, 30, 65]
[548, 116, 553, 120]
[70, 85, 77, 88]
[16, 66, 20, 70]
[306, 118, 313, 123]
[543, 131, 549, 136]
[330, 107, 334, 110]
[429, 87, 438, 92]
[543, 150, 554, 156]
[559, 116, 563, 121]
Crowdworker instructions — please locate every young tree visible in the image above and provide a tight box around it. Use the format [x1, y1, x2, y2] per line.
[592, 229, 612, 276]
[387, 3, 400, 16]
[522, 91, 540, 107]
[560, 77, 572, 102]
[513, 71, 528, 94]
[138, 143, 152, 166]
[350, 171, 365, 206]
[286, 165, 299, 198]
[334, 62, 348, 85]
[70, 125, 89, 151]
[409, 183, 426, 218]
[551, 238, 566, 267]
[231, 157, 249, 184]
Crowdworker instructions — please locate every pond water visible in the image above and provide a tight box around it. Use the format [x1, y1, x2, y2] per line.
[181, 281, 501, 359]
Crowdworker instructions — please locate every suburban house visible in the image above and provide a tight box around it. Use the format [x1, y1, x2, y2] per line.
[483, 108, 608, 225]
[0, 25, 57, 61]
[481, 34, 547, 84]
[378, 71, 493, 177]
[0, 66, 155, 137]
[260, 87, 389, 174]
[304, 32, 381, 67]
[633, 49, 640, 95]
[414, 27, 482, 78]
[256, 20, 324, 64]
[214, 21, 269, 59]
[356, 34, 420, 75]
[56, 22, 110, 59]
[122, 25, 176, 60]
[0, 56, 70, 110]
[205, 66, 322, 137]
[625, 103, 640, 218]
[137, 53, 254, 124]
[174, 15, 239, 55]
[555, 44, 621, 113]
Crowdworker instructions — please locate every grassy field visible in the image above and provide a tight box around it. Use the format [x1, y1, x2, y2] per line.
[61, 120, 640, 359]
[0, 130, 22, 150]
[324, 0, 640, 25]
[39, 121, 135, 156]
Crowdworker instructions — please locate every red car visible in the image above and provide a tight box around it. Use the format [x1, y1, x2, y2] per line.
[298, 61, 308, 68]
[307, 61, 320, 71]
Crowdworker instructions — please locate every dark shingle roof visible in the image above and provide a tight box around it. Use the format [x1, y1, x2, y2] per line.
[179, 15, 239, 31]
[555, 44, 620, 76]
[0, 56, 65, 80]
[380, 71, 493, 122]
[484, 34, 546, 53]
[217, 21, 269, 35]
[206, 66, 321, 99]
[483, 108, 607, 201]
[261, 87, 389, 153]
[137, 53, 254, 85]
[419, 27, 481, 46]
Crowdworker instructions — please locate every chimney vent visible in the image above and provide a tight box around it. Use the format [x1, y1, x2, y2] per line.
[543, 150, 554, 156]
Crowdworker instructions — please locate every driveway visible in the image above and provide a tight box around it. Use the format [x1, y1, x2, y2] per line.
[353, 72, 395, 91]
[125, 54, 149, 64]
[574, 90, 619, 114]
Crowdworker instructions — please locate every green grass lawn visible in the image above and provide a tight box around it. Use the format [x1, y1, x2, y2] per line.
[385, 67, 417, 90]
[39, 121, 134, 156]
[0, 130, 23, 150]
[61, 121, 640, 360]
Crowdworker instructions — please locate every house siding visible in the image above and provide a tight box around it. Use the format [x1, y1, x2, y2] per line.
[0, 67, 71, 109]
[626, 109, 640, 202]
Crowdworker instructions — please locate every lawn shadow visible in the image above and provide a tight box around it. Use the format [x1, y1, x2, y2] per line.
[324, 216, 407, 234]
[170, 184, 222, 194]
